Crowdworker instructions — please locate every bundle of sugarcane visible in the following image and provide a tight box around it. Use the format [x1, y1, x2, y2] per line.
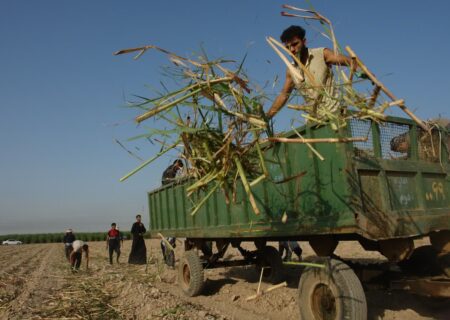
[115, 46, 269, 215]
[269, 4, 428, 132]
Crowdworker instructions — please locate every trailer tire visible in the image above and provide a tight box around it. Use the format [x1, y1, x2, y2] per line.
[256, 246, 283, 284]
[298, 257, 367, 320]
[178, 250, 204, 297]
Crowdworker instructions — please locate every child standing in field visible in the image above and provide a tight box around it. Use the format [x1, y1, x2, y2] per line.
[70, 240, 89, 271]
[106, 223, 123, 264]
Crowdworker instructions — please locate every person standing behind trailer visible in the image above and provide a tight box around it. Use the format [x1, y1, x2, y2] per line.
[106, 223, 123, 264]
[279, 241, 302, 261]
[63, 229, 76, 261]
[128, 214, 147, 265]
[159, 159, 184, 266]
[70, 240, 89, 271]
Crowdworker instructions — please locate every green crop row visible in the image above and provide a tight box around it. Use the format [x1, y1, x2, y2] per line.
[0, 231, 138, 244]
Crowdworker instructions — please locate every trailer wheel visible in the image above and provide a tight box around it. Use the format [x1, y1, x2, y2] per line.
[178, 250, 204, 297]
[298, 257, 367, 320]
[256, 246, 283, 284]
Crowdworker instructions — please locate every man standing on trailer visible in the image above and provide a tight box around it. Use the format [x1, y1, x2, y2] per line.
[161, 159, 184, 185]
[267, 25, 357, 119]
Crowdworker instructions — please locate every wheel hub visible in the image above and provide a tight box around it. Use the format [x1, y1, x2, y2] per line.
[183, 264, 191, 286]
[311, 284, 336, 320]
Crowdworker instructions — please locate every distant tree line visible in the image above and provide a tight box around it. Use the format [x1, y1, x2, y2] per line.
[0, 231, 152, 244]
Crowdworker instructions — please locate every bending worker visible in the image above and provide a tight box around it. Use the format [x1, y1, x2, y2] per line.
[69, 240, 89, 271]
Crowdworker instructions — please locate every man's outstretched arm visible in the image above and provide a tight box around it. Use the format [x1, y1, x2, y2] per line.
[323, 48, 357, 71]
[267, 68, 295, 119]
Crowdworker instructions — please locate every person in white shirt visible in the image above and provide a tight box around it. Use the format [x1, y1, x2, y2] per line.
[69, 240, 89, 271]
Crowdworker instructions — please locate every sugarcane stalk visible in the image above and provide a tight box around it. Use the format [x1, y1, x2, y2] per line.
[266, 36, 318, 88]
[119, 141, 179, 182]
[269, 137, 367, 144]
[156, 77, 231, 107]
[114, 44, 203, 68]
[345, 46, 428, 132]
[157, 233, 174, 252]
[368, 86, 381, 108]
[280, 11, 338, 54]
[190, 182, 221, 216]
[291, 126, 325, 161]
[265, 281, 288, 293]
[249, 174, 266, 187]
[282, 261, 325, 268]
[186, 171, 218, 195]
[255, 141, 269, 177]
[245, 281, 288, 301]
[266, 37, 303, 87]
[136, 88, 202, 123]
[387, 99, 405, 107]
[281, 5, 338, 54]
[234, 157, 260, 215]
[287, 104, 311, 111]
[209, 92, 267, 128]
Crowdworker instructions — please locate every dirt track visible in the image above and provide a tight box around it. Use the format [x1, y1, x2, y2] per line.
[0, 240, 448, 319]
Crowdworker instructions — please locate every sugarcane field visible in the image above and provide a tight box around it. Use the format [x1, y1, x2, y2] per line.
[1, 1, 450, 320]
[0, 238, 448, 319]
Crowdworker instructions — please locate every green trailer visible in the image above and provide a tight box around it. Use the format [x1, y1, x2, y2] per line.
[147, 116, 450, 319]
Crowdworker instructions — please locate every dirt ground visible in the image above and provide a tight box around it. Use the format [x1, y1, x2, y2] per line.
[0, 239, 448, 320]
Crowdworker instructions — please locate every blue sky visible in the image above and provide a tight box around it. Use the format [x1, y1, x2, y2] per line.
[1, 1, 449, 234]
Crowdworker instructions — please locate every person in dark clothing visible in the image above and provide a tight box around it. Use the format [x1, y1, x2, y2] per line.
[161, 159, 184, 185]
[63, 229, 76, 261]
[160, 237, 176, 268]
[106, 223, 123, 264]
[279, 241, 302, 261]
[128, 214, 147, 264]
[160, 159, 184, 265]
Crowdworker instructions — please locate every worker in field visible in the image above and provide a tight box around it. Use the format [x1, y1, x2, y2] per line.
[161, 159, 184, 185]
[128, 214, 147, 264]
[267, 25, 358, 119]
[63, 228, 76, 261]
[279, 241, 302, 262]
[159, 159, 184, 266]
[69, 240, 89, 271]
[106, 223, 123, 264]
[160, 237, 176, 268]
